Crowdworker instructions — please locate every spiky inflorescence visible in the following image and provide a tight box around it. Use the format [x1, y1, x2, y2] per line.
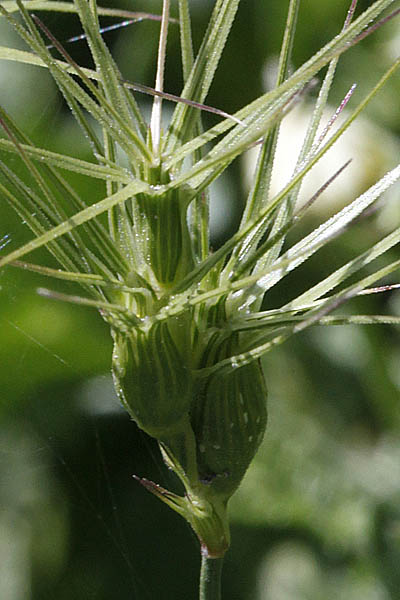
[0, 0, 399, 557]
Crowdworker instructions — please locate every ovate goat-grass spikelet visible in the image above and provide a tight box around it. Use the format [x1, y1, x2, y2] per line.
[0, 0, 399, 574]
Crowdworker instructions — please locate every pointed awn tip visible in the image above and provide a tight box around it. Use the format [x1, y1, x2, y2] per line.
[120, 79, 245, 126]
[30, 13, 244, 128]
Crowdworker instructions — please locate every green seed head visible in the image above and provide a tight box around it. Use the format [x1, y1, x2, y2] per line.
[1, 0, 398, 564]
[112, 313, 267, 506]
[192, 351, 268, 500]
[111, 319, 193, 440]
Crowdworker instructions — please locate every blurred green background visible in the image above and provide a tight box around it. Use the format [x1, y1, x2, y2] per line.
[1, 1, 399, 598]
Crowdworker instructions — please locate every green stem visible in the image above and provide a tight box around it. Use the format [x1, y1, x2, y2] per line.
[199, 555, 224, 600]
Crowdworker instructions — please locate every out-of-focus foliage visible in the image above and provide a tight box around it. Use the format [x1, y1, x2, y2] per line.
[0, 1, 399, 598]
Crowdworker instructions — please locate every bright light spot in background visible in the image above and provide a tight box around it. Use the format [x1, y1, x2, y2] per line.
[242, 53, 400, 230]
[309, 326, 370, 370]
[0, 516, 30, 600]
[78, 375, 124, 416]
[257, 542, 322, 600]
[0, 21, 57, 127]
[257, 540, 391, 600]
[0, 427, 67, 600]
[242, 102, 400, 224]
[209, 172, 237, 241]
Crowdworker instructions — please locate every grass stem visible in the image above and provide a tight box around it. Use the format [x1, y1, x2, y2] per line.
[199, 555, 224, 600]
